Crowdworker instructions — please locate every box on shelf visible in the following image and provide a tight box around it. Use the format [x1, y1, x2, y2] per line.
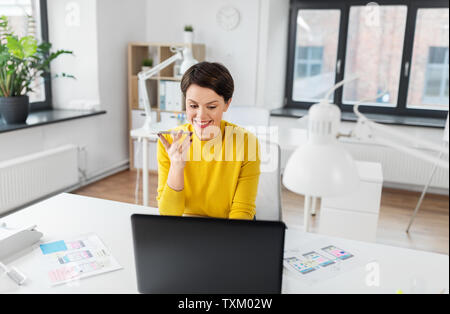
[160, 80, 183, 112]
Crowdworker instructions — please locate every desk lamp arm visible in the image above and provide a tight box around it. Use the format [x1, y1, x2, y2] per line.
[138, 51, 183, 132]
[352, 106, 449, 170]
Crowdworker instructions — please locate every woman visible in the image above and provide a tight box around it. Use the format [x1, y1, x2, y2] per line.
[157, 62, 260, 220]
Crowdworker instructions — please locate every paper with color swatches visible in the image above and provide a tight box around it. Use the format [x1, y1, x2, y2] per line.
[39, 234, 122, 286]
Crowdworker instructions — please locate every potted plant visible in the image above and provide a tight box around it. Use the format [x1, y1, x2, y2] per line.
[0, 15, 73, 124]
[141, 58, 153, 72]
[183, 25, 194, 44]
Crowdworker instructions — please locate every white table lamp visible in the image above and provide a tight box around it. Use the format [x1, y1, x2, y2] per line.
[180, 47, 198, 74]
[283, 101, 359, 198]
[283, 84, 360, 232]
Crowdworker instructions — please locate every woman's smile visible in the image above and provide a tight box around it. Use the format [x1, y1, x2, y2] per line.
[194, 119, 214, 129]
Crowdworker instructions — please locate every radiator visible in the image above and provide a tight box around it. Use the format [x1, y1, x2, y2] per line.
[342, 142, 449, 191]
[0, 145, 79, 214]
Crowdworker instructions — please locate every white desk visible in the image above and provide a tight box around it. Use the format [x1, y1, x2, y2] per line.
[1, 193, 448, 294]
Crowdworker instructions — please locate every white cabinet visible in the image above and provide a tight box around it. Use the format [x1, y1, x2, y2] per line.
[319, 161, 383, 242]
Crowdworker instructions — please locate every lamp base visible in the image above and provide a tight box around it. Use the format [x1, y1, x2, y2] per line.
[142, 116, 153, 134]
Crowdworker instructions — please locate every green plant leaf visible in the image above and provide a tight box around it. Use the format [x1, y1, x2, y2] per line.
[20, 36, 37, 58]
[37, 42, 51, 54]
[0, 45, 10, 64]
[6, 36, 24, 59]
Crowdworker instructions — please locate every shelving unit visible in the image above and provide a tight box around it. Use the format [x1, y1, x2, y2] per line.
[127, 42, 206, 170]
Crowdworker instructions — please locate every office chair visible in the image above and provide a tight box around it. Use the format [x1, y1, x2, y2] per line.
[255, 141, 282, 221]
[223, 106, 281, 221]
[223, 105, 270, 128]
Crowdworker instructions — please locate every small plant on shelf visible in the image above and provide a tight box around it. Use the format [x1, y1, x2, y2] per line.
[141, 58, 153, 72]
[183, 25, 194, 44]
[142, 58, 153, 67]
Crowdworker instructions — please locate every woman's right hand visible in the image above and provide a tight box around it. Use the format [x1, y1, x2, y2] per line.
[158, 130, 193, 170]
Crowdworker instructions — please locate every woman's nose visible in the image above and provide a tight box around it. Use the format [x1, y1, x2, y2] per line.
[198, 107, 209, 120]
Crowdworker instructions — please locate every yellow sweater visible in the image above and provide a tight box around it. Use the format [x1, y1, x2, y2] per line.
[157, 120, 260, 220]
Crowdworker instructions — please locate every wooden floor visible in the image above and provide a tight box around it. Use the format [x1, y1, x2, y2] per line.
[73, 170, 449, 255]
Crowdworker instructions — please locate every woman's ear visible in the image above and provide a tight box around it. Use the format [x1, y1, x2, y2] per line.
[224, 98, 232, 112]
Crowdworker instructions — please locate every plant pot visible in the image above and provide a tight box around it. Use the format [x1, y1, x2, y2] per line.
[183, 31, 194, 44]
[142, 66, 152, 72]
[0, 95, 30, 124]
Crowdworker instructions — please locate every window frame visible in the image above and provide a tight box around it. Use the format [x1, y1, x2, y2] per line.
[285, 1, 346, 109]
[285, 0, 449, 120]
[31, 0, 52, 112]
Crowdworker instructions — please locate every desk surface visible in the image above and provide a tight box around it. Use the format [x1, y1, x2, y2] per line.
[1, 193, 448, 294]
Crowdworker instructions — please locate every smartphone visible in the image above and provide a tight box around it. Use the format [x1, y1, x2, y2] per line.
[284, 256, 316, 275]
[302, 251, 335, 268]
[322, 245, 354, 260]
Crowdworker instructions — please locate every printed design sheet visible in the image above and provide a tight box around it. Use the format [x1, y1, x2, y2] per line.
[284, 240, 369, 286]
[39, 234, 122, 286]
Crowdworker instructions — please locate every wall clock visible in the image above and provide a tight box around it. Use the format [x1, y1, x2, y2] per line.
[217, 6, 240, 31]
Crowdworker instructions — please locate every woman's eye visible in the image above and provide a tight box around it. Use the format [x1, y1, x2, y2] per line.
[189, 104, 198, 109]
[208, 106, 217, 110]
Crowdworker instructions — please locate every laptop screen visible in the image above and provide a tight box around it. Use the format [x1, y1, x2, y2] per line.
[131, 214, 286, 294]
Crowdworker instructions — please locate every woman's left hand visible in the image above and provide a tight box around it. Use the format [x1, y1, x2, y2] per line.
[158, 131, 192, 170]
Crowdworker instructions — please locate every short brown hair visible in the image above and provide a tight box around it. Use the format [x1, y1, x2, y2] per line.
[181, 62, 234, 102]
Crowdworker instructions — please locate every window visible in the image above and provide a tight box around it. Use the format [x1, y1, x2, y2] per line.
[289, 9, 341, 103]
[0, 0, 51, 111]
[293, 46, 326, 101]
[285, 1, 449, 120]
[342, 5, 407, 108]
[407, 8, 449, 111]
[295, 46, 324, 79]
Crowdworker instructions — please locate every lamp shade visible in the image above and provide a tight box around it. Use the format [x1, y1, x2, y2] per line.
[283, 142, 359, 197]
[180, 47, 198, 74]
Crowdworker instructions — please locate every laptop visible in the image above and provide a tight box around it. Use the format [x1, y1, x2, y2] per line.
[131, 214, 286, 294]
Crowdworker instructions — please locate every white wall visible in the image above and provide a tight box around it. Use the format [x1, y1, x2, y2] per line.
[48, 0, 100, 109]
[146, 0, 265, 107]
[256, 0, 289, 109]
[95, 0, 147, 174]
[0, 0, 147, 180]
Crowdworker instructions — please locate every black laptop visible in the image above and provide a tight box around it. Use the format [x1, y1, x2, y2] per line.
[131, 214, 286, 294]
